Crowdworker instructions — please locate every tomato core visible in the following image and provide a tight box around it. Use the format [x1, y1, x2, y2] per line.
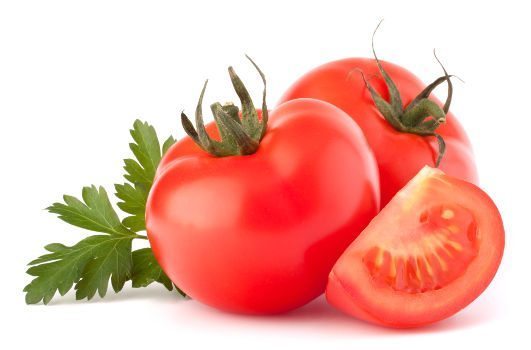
[363, 204, 479, 294]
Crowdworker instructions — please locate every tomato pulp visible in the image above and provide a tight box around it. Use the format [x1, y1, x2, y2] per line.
[279, 58, 478, 205]
[326, 166, 504, 328]
[147, 99, 380, 314]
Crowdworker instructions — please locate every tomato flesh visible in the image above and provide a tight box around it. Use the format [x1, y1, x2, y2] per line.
[326, 167, 504, 328]
[363, 203, 479, 294]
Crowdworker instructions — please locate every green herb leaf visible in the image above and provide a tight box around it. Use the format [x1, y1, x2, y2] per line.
[25, 186, 137, 304]
[162, 135, 177, 155]
[25, 120, 181, 304]
[74, 236, 133, 300]
[48, 186, 132, 236]
[115, 120, 176, 232]
[25, 234, 134, 304]
[115, 183, 149, 232]
[131, 248, 173, 291]
[124, 120, 162, 188]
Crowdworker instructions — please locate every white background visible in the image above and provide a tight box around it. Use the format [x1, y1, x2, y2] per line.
[1, 0, 529, 348]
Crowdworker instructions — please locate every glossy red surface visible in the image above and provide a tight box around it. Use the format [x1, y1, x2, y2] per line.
[279, 58, 478, 206]
[146, 99, 380, 314]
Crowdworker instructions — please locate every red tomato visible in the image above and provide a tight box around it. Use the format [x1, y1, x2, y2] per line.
[279, 58, 478, 205]
[326, 166, 504, 328]
[146, 99, 380, 314]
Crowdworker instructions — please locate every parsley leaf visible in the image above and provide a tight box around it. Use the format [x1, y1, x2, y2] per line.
[75, 236, 133, 300]
[25, 235, 134, 304]
[162, 135, 177, 155]
[115, 120, 176, 231]
[48, 186, 132, 236]
[25, 186, 136, 304]
[115, 183, 149, 232]
[131, 248, 173, 290]
[24, 120, 181, 304]
[130, 248, 185, 296]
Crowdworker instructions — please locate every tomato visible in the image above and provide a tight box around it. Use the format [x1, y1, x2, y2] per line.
[279, 57, 478, 206]
[326, 166, 504, 328]
[146, 97, 380, 314]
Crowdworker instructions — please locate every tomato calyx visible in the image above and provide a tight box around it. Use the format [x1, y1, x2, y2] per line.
[359, 22, 458, 167]
[181, 55, 269, 157]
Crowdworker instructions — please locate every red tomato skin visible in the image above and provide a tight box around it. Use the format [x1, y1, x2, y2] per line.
[279, 58, 478, 206]
[146, 99, 380, 314]
[325, 168, 504, 328]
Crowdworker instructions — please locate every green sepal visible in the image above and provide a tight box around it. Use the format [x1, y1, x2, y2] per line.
[360, 21, 457, 168]
[402, 98, 446, 127]
[181, 56, 268, 157]
[228, 66, 260, 137]
[359, 70, 405, 131]
[212, 102, 259, 155]
[371, 21, 403, 117]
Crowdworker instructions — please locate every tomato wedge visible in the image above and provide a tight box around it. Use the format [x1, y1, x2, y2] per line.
[326, 166, 504, 328]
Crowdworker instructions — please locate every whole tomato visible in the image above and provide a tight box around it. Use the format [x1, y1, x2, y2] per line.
[279, 51, 478, 206]
[146, 59, 380, 314]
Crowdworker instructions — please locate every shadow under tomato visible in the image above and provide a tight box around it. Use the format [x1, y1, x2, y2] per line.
[294, 295, 500, 335]
[44, 285, 186, 306]
[46, 285, 500, 336]
[178, 294, 500, 337]
[407, 300, 501, 334]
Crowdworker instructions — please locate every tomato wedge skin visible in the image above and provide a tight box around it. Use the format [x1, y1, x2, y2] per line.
[326, 167, 504, 328]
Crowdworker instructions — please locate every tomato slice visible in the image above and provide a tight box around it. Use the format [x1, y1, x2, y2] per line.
[326, 166, 504, 328]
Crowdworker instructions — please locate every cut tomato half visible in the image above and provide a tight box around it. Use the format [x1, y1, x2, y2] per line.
[326, 166, 504, 328]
